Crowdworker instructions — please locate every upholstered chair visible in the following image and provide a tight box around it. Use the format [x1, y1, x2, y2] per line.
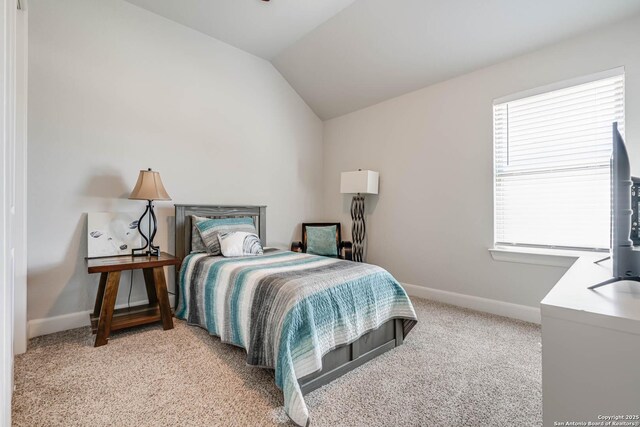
[291, 223, 353, 261]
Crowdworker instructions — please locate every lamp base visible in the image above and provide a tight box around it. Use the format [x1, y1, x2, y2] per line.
[132, 246, 160, 257]
[131, 200, 161, 257]
[351, 194, 366, 262]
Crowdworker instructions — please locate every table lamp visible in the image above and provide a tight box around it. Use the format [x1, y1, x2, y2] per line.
[340, 169, 379, 262]
[129, 168, 171, 257]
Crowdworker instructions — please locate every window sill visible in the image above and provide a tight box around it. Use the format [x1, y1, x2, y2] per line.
[489, 246, 602, 268]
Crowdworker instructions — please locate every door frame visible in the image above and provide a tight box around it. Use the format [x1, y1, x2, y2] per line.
[1, 0, 23, 425]
[13, 0, 27, 356]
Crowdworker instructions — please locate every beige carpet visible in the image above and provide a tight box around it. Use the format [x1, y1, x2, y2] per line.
[12, 298, 542, 426]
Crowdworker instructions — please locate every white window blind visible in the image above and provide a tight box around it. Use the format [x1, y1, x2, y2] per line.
[494, 71, 625, 250]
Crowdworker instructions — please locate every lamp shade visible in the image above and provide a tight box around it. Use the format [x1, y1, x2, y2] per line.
[129, 169, 171, 201]
[340, 170, 379, 194]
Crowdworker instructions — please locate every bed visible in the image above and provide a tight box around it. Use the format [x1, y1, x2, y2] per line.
[174, 204, 417, 426]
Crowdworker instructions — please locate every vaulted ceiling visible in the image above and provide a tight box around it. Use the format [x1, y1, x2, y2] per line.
[127, 0, 640, 120]
[125, 0, 358, 59]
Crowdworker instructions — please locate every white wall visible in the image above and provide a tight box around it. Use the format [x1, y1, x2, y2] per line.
[27, 0, 323, 324]
[323, 14, 640, 309]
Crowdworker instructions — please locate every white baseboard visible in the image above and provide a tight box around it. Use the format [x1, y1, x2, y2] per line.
[401, 283, 541, 324]
[27, 295, 177, 339]
[28, 310, 91, 339]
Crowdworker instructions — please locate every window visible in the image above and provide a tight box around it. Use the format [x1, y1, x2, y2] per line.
[494, 69, 625, 251]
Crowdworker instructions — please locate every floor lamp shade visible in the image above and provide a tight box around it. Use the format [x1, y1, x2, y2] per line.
[129, 169, 171, 257]
[340, 170, 379, 195]
[340, 170, 379, 263]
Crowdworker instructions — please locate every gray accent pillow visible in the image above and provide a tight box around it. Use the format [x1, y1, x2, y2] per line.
[190, 215, 208, 253]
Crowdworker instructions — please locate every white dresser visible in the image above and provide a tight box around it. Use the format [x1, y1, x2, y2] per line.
[541, 256, 640, 426]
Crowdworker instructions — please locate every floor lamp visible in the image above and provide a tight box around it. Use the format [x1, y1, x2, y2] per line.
[340, 170, 379, 262]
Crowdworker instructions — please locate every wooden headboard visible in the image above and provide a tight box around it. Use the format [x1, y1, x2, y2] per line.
[175, 204, 267, 261]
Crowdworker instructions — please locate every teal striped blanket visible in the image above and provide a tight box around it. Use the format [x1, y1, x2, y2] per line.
[177, 249, 417, 426]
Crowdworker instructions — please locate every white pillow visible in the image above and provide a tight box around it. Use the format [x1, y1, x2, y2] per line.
[217, 231, 264, 257]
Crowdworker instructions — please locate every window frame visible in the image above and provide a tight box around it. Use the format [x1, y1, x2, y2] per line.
[492, 67, 625, 253]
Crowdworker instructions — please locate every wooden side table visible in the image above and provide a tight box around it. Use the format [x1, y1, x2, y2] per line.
[86, 252, 180, 347]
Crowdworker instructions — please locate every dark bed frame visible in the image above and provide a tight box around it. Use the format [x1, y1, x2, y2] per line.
[174, 204, 405, 395]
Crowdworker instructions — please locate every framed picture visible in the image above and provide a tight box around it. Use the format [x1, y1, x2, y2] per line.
[87, 212, 143, 258]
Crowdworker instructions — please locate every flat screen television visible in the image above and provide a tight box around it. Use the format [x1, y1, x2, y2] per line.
[589, 122, 640, 289]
